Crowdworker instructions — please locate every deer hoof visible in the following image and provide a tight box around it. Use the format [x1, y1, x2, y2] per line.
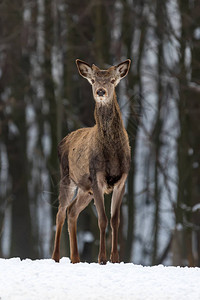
[52, 252, 60, 263]
[71, 256, 80, 264]
[99, 260, 107, 265]
[110, 253, 120, 263]
[98, 255, 107, 265]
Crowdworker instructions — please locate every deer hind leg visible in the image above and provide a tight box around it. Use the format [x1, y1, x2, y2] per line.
[52, 178, 76, 262]
[67, 189, 93, 263]
[110, 174, 127, 263]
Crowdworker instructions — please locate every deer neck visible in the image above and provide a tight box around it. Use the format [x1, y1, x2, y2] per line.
[94, 92, 125, 144]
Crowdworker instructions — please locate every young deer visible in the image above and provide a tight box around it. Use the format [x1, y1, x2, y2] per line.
[52, 59, 131, 264]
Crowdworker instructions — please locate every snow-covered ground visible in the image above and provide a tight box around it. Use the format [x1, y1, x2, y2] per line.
[0, 257, 200, 300]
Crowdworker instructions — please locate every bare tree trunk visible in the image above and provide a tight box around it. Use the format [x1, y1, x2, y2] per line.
[121, 0, 146, 262]
[2, 1, 33, 258]
[190, 0, 200, 267]
[93, 0, 111, 67]
[151, 0, 166, 265]
[44, 0, 59, 231]
[175, 0, 198, 266]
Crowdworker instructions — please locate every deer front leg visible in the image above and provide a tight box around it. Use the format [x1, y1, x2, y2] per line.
[67, 212, 80, 264]
[93, 185, 108, 265]
[68, 190, 93, 263]
[110, 174, 127, 263]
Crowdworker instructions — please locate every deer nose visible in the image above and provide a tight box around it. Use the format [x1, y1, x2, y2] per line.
[97, 89, 106, 97]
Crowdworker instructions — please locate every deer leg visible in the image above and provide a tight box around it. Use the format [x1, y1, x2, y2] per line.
[67, 190, 93, 263]
[52, 179, 76, 262]
[110, 174, 127, 263]
[52, 204, 66, 262]
[93, 185, 108, 265]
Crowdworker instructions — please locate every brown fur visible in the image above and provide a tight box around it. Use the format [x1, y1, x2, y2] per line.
[52, 59, 131, 264]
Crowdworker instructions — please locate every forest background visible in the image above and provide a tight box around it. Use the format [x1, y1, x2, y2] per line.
[0, 0, 200, 266]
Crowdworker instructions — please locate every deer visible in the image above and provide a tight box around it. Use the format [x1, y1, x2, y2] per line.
[52, 59, 131, 264]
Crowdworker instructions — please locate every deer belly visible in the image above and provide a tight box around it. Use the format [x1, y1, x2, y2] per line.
[69, 149, 92, 191]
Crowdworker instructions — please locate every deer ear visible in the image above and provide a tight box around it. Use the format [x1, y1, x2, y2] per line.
[115, 59, 131, 80]
[76, 59, 93, 80]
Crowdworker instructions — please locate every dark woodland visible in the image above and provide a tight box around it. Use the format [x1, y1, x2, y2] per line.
[0, 0, 200, 266]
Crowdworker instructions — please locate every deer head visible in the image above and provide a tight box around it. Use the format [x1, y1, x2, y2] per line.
[76, 59, 131, 104]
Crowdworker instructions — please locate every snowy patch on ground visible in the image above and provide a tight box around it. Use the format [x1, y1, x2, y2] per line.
[0, 257, 200, 300]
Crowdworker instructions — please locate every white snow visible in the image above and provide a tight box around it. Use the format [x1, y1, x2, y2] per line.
[0, 258, 200, 300]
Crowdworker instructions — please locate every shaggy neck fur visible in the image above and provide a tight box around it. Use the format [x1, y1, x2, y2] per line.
[94, 92, 126, 147]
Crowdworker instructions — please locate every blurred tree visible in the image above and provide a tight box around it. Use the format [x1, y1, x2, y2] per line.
[151, 0, 166, 265]
[44, 0, 59, 230]
[121, 0, 147, 262]
[175, 0, 200, 267]
[1, 0, 34, 258]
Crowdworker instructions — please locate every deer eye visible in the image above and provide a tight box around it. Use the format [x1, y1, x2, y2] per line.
[111, 79, 115, 84]
[91, 79, 95, 84]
